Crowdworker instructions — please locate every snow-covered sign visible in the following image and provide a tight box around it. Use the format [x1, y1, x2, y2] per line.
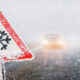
[0, 12, 33, 61]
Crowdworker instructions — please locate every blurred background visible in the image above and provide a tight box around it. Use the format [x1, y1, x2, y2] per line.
[0, 0, 80, 80]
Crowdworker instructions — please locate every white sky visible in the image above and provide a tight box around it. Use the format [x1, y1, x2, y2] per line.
[0, 0, 80, 43]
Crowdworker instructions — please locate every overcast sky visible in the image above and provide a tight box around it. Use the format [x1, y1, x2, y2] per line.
[0, 0, 80, 43]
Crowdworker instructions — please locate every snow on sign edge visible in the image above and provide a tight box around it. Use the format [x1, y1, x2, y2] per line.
[0, 12, 33, 62]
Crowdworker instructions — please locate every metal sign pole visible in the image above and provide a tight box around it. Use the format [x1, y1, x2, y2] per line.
[0, 62, 6, 80]
[0, 63, 3, 80]
[2, 62, 6, 80]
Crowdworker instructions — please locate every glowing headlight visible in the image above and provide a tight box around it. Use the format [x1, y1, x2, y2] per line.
[41, 39, 49, 45]
[58, 40, 64, 44]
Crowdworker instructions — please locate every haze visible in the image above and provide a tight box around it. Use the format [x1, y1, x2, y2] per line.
[0, 0, 80, 44]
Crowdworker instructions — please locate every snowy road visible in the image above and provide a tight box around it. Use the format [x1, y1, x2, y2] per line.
[5, 47, 80, 80]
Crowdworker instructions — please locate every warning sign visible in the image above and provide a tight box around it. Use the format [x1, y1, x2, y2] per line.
[0, 12, 33, 61]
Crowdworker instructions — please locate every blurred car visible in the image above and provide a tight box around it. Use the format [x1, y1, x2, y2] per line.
[41, 34, 65, 49]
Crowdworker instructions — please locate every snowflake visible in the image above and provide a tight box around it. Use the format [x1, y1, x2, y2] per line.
[0, 31, 11, 50]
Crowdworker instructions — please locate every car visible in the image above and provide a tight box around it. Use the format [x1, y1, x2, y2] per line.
[41, 34, 65, 49]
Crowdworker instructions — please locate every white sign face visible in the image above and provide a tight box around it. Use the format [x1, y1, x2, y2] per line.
[0, 12, 33, 61]
[0, 23, 22, 59]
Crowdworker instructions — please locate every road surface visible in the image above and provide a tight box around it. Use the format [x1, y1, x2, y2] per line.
[5, 47, 80, 80]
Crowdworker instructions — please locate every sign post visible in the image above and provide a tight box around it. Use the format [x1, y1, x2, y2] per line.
[0, 63, 3, 80]
[0, 12, 33, 80]
[0, 62, 6, 80]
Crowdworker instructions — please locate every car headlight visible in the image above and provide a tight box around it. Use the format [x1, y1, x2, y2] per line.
[41, 39, 49, 45]
[58, 39, 64, 44]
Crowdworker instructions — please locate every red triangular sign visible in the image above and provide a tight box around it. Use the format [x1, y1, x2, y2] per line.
[0, 12, 33, 61]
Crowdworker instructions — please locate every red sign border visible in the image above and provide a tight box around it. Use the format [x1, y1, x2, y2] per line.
[0, 12, 33, 61]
